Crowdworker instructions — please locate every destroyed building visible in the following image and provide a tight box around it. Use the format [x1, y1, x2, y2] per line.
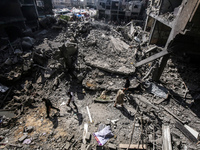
[52, 0, 72, 8]
[1, 0, 200, 150]
[0, 0, 38, 42]
[97, 0, 147, 21]
[139, 0, 200, 81]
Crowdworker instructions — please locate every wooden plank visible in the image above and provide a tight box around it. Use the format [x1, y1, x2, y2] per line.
[175, 121, 198, 143]
[162, 125, 172, 150]
[126, 113, 137, 150]
[83, 123, 88, 144]
[86, 106, 93, 123]
[119, 144, 146, 149]
[135, 49, 169, 67]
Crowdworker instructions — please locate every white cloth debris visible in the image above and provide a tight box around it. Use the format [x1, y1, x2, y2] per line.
[93, 126, 114, 146]
[23, 138, 31, 145]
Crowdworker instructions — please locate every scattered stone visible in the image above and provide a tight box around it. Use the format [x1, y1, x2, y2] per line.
[21, 37, 35, 50]
[24, 126, 34, 133]
[85, 132, 91, 141]
[107, 143, 116, 150]
[18, 134, 28, 142]
[14, 49, 23, 55]
[33, 52, 46, 65]
[44, 69, 55, 78]
[96, 145, 104, 150]
[67, 134, 74, 142]
[81, 144, 86, 150]
[86, 144, 92, 150]
[64, 142, 71, 150]
[4, 58, 12, 65]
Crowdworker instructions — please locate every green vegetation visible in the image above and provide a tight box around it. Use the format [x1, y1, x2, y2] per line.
[60, 15, 70, 21]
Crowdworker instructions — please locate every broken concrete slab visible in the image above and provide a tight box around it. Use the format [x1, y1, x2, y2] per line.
[107, 143, 116, 150]
[81, 144, 86, 150]
[84, 58, 135, 75]
[86, 144, 92, 150]
[24, 126, 34, 133]
[184, 125, 199, 140]
[81, 30, 136, 75]
[18, 134, 28, 142]
[64, 141, 71, 150]
[175, 121, 198, 143]
[85, 132, 91, 141]
[82, 70, 139, 91]
[143, 81, 169, 99]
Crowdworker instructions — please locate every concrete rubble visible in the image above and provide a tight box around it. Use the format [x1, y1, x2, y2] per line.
[0, 4, 200, 150]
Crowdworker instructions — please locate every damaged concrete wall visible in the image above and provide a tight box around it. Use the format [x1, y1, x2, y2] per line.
[149, 21, 171, 46]
[0, 0, 24, 18]
[0, 0, 26, 41]
[159, 0, 182, 14]
[139, 0, 200, 81]
[97, 0, 146, 21]
[21, 0, 39, 29]
[165, 0, 200, 49]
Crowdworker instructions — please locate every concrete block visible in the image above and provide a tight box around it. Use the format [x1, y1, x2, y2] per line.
[96, 145, 104, 150]
[18, 134, 28, 142]
[25, 126, 34, 133]
[67, 134, 74, 141]
[65, 142, 70, 150]
[86, 144, 92, 150]
[86, 132, 91, 141]
[81, 144, 86, 150]
[108, 143, 116, 150]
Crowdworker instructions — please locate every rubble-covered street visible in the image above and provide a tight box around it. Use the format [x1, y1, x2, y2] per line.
[1, 0, 200, 150]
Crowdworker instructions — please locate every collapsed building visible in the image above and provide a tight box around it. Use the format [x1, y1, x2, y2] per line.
[138, 0, 200, 82]
[0, 0, 200, 150]
[97, 0, 148, 21]
[0, 0, 38, 42]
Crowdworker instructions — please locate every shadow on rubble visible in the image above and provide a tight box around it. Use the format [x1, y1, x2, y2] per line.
[116, 106, 135, 121]
[169, 52, 200, 118]
[68, 82, 86, 101]
[49, 114, 58, 129]
[67, 106, 83, 125]
[74, 111, 83, 126]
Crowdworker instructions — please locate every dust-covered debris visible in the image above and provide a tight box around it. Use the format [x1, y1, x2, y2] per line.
[0, 8, 200, 150]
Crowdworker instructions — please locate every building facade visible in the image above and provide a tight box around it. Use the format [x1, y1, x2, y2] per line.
[97, 0, 144, 21]
[137, 0, 200, 81]
[52, 0, 72, 8]
[0, 0, 38, 42]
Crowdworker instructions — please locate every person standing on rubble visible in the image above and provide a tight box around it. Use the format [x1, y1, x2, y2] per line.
[114, 89, 125, 107]
[42, 98, 60, 118]
[67, 92, 77, 109]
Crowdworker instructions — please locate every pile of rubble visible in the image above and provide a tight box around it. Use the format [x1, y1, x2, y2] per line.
[0, 18, 200, 150]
